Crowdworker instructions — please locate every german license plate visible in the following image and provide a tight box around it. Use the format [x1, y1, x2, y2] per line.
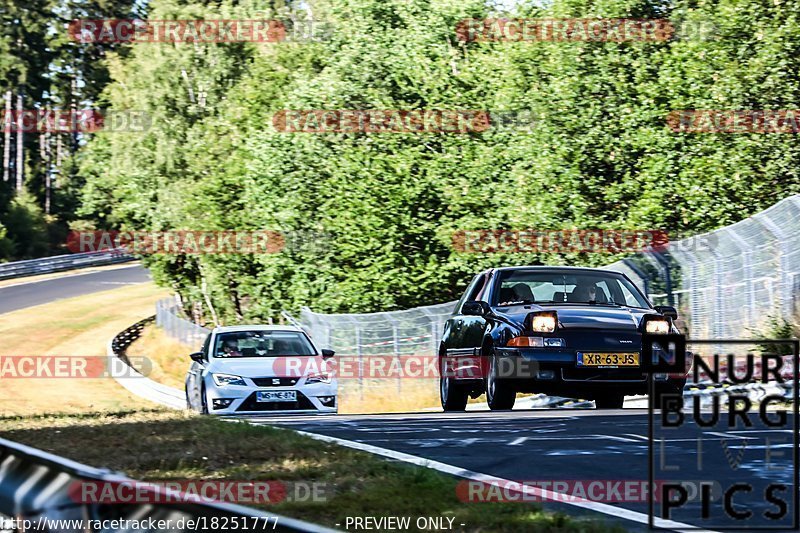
[257, 390, 297, 402]
[577, 352, 640, 368]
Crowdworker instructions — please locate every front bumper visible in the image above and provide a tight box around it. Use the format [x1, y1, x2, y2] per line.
[204, 379, 338, 415]
[452, 347, 685, 397]
[507, 347, 685, 396]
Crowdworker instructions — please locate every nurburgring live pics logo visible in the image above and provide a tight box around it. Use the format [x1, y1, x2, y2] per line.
[649, 337, 798, 529]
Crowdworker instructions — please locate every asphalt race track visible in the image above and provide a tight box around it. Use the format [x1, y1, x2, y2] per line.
[243, 409, 797, 532]
[0, 264, 150, 314]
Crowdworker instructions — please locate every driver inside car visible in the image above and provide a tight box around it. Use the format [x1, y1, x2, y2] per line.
[569, 281, 598, 303]
[220, 339, 241, 357]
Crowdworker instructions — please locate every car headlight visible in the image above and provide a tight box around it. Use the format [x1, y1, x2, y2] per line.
[645, 319, 670, 334]
[507, 337, 565, 347]
[306, 373, 331, 384]
[212, 373, 247, 387]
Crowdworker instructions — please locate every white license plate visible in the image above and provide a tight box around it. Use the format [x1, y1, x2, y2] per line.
[256, 391, 297, 402]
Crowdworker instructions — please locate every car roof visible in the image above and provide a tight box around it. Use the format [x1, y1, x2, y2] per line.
[211, 325, 305, 334]
[489, 265, 627, 274]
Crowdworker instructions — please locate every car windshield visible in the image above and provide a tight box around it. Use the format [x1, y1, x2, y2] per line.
[213, 330, 316, 358]
[494, 270, 650, 308]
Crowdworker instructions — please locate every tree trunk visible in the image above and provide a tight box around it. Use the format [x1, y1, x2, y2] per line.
[3, 90, 11, 182]
[15, 93, 23, 192]
[44, 135, 51, 214]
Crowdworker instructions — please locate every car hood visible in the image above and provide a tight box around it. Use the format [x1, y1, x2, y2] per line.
[207, 356, 324, 377]
[496, 304, 649, 331]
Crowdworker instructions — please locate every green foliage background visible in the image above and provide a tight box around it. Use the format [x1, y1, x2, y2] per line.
[75, 0, 800, 320]
[0, 0, 139, 260]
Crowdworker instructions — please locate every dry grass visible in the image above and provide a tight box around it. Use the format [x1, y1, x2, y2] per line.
[126, 323, 193, 389]
[0, 282, 170, 416]
[338, 378, 441, 413]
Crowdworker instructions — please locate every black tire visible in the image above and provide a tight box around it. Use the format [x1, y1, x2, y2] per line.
[595, 394, 625, 409]
[486, 352, 516, 410]
[199, 383, 209, 414]
[440, 376, 469, 411]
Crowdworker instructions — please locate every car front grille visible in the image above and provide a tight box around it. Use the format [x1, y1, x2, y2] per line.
[251, 377, 300, 387]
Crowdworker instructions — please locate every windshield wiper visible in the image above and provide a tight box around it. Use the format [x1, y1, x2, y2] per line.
[534, 300, 620, 306]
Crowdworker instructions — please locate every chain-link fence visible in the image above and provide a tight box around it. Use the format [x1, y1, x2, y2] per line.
[298, 302, 456, 357]
[156, 297, 210, 350]
[644, 194, 800, 339]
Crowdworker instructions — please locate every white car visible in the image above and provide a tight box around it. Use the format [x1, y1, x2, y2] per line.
[185, 325, 337, 414]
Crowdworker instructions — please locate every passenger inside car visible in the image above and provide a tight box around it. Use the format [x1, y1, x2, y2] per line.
[569, 282, 608, 303]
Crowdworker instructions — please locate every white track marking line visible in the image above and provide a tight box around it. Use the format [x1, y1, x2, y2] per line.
[704, 431, 759, 440]
[294, 429, 718, 532]
[597, 434, 641, 443]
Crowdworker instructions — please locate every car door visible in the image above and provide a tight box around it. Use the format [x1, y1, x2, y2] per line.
[186, 332, 212, 410]
[443, 271, 491, 379]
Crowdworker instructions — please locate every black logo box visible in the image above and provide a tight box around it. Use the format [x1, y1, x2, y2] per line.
[646, 337, 799, 531]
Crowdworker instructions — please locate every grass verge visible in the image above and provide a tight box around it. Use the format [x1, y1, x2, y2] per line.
[0, 282, 169, 416]
[126, 323, 193, 389]
[1, 409, 619, 532]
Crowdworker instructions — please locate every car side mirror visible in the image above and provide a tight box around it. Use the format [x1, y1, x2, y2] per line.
[654, 305, 678, 320]
[462, 301, 489, 316]
[321, 349, 335, 360]
[189, 351, 205, 363]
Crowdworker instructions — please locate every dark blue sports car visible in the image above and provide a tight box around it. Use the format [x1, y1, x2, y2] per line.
[439, 266, 687, 410]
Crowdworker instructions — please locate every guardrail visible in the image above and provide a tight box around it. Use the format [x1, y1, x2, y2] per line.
[0, 436, 339, 532]
[108, 316, 186, 409]
[0, 249, 134, 281]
